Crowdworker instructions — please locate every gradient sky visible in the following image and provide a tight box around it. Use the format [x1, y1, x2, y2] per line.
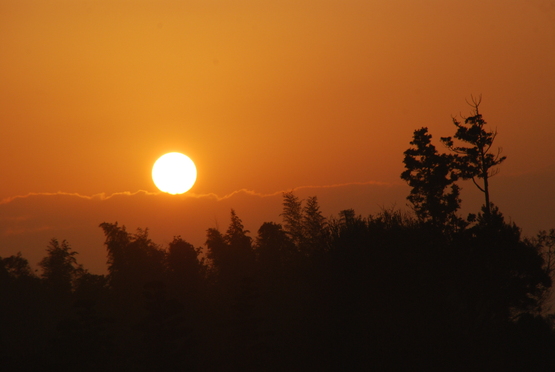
[2, 0, 555, 273]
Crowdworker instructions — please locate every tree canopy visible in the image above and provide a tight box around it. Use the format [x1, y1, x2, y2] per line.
[1, 100, 554, 370]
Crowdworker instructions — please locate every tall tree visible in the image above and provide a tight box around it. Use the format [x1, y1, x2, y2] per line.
[441, 96, 506, 216]
[281, 191, 304, 248]
[225, 209, 255, 278]
[205, 227, 228, 276]
[401, 127, 462, 228]
[99, 221, 130, 284]
[0, 252, 35, 280]
[167, 236, 205, 295]
[225, 209, 253, 256]
[302, 196, 327, 255]
[99, 222, 166, 295]
[256, 222, 296, 275]
[38, 238, 80, 295]
[206, 210, 255, 283]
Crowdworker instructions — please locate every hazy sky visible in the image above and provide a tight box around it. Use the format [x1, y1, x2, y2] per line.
[1, 0, 555, 272]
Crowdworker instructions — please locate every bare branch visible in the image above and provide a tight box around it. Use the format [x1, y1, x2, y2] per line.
[466, 94, 482, 113]
[498, 151, 506, 162]
[472, 177, 485, 193]
[488, 168, 501, 178]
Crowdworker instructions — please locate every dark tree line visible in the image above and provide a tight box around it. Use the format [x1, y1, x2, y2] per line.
[2, 100, 555, 370]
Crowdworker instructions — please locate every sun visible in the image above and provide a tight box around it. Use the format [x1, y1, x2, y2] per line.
[152, 152, 197, 194]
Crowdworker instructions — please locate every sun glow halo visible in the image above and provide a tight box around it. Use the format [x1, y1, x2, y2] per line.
[152, 152, 197, 194]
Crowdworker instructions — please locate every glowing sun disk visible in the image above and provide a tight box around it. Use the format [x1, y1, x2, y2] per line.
[152, 152, 197, 194]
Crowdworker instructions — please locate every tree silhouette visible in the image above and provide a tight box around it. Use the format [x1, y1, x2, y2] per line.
[167, 236, 205, 298]
[281, 192, 329, 255]
[38, 238, 81, 296]
[205, 209, 255, 285]
[225, 209, 255, 262]
[4, 117, 555, 370]
[465, 205, 551, 320]
[0, 253, 44, 370]
[99, 221, 131, 284]
[441, 96, 506, 216]
[256, 222, 296, 273]
[302, 196, 328, 255]
[205, 227, 227, 279]
[0, 252, 35, 280]
[401, 127, 462, 229]
[99, 222, 166, 292]
[99, 221, 167, 335]
[281, 191, 304, 248]
[532, 229, 555, 289]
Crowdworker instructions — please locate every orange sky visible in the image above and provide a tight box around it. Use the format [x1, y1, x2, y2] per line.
[1, 0, 555, 273]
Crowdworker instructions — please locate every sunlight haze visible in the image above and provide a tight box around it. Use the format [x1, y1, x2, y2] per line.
[1, 0, 555, 269]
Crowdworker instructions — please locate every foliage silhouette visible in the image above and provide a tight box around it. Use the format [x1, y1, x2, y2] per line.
[441, 96, 507, 216]
[402, 127, 463, 230]
[38, 238, 81, 297]
[281, 191, 304, 248]
[167, 236, 206, 300]
[2, 112, 555, 370]
[100, 222, 166, 298]
[2, 194, 555, 370]
[205, 209, 255, 290]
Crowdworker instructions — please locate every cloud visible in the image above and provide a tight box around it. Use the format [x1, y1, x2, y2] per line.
[1, 180, 401, 205]
[0, 190, 160, 205]
[188, 180, 400, 200]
